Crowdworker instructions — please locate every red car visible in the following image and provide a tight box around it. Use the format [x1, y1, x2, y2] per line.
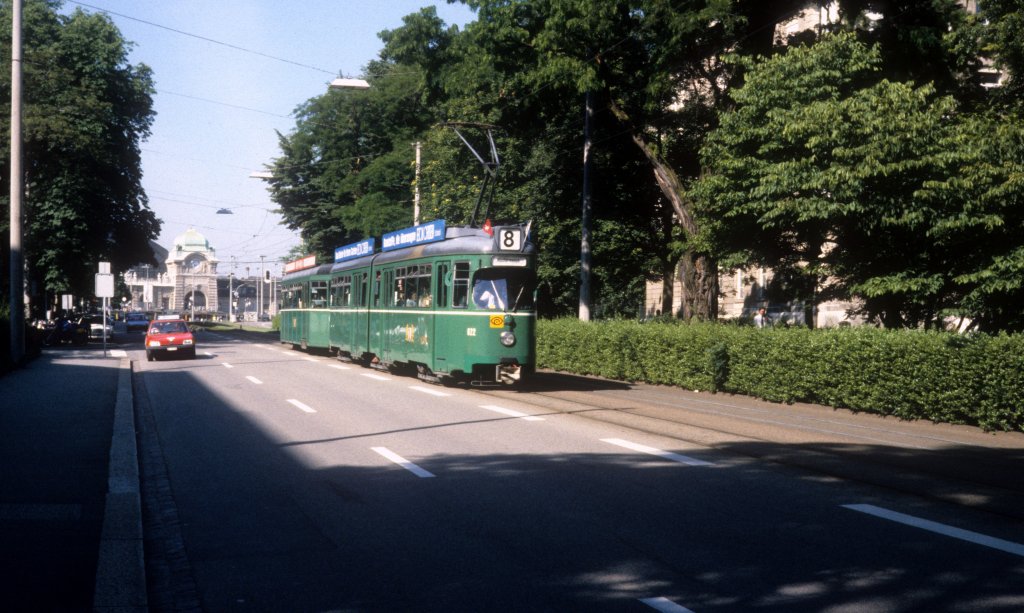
[145, 318, 196, 361]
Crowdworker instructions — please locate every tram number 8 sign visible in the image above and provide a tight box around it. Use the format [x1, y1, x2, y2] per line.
[498, 227, 522, 251]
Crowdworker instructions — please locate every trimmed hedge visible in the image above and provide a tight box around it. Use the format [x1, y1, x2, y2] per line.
[536, 318, 1024, 432]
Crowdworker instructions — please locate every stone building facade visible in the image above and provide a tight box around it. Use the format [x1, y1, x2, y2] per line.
[123, 228, 218, 315]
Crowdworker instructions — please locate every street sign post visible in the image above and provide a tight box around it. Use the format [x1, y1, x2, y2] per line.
[96, 262, 114, 356]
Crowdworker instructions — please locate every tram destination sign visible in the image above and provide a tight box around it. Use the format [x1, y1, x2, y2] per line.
[334, 238, 375, 263]
[382, 219, 446, 252]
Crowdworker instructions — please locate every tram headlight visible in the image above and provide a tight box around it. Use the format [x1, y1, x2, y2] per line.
[500, 330, 516, 347]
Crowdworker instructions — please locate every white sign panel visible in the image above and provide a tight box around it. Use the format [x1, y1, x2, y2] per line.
[95, 273, 115, 298]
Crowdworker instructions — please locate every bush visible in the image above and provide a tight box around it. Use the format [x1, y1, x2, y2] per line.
[536, 318, 1024, 432]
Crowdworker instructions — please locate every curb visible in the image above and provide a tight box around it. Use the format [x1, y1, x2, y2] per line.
[93, 358, 147, 612]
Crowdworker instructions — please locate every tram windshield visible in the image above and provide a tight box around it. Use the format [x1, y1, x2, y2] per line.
[472, 268, 535, 311]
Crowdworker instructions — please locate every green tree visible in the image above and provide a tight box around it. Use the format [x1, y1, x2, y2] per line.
[0, 0, 158, 315]
[454, 0, 822, 319]
[978, 0, 1024, 105]
[267, 64, 425, 260]
[693, 32, 1024, 331]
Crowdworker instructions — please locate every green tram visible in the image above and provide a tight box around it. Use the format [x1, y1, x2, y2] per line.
[279, 220, 536, 385]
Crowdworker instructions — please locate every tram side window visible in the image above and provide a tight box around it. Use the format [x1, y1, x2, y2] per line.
[342, 275, 352, 306]
[411, 264, 431, 306]
[310, 280, 329, 308]
[394, 267, 408, 306]
[452, 261, 470, 308]
[282, 285, 301, 309]
[393, 265, 433, 307]
[359, 273, 368, 307]
[373, 271, 381, 307]
[331, 275, 352, 307]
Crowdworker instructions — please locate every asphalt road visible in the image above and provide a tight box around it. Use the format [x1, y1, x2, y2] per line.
[129, 330, 1024, 612]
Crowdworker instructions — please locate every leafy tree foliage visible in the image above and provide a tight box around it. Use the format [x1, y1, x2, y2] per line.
[0, 0, 158, 314]
[269, 4, 672, 317]
[267, 58, 428, 260]
[693, 32, 1024, 331]
[978, 0, 1024, 105]
[267, 1, 1024, 330]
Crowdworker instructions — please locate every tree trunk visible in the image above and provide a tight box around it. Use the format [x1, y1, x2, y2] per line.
[660, 257, 674, 317]
[658, 200, 676, 317]
[609, 101, 717, 319]
[678, 251, 718, 320]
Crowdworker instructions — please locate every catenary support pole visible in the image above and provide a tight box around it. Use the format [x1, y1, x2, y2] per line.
[579, 90, 593, 321]
[9, 0, 24, 364]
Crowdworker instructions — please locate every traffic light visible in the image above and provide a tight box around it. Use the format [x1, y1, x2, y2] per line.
[264, 270, 271, 283]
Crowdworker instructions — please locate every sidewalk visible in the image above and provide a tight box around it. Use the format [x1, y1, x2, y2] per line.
[0, 343, 144, 611]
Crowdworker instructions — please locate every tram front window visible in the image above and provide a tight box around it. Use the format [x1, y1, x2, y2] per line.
[472, 269, 535, 311]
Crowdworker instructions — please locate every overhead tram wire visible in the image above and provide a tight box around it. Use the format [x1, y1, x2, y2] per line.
[67, 1, 432, 82]
[68, 1, 336, 75]
[147, 189, 275, 212]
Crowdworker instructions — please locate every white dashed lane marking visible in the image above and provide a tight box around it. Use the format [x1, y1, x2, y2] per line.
[479, 404, 544, 421]
[601, 438, 713, 467]
[371, 447, 435, 478]
[640, 597, 695, 613]
[287, 399, 317, 414]
[409, 386, 450, 397]
[843, 504, 1024, 557]
[245, 376, 263, 385]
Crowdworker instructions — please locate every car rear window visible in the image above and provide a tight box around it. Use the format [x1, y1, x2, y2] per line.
[152, 321, 188, 334]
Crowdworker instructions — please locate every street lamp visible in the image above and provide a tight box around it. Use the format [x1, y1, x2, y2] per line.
[330, 77, 370, 90]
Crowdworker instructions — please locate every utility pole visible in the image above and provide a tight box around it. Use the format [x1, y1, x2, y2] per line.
[259, 255, 265, 320]
[8, 0, 24, 363]
[579, 90, 593, 321]
[413, 141, 421, 225]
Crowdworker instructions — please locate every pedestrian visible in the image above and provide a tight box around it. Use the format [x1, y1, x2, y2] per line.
[754, 307, 769, 329]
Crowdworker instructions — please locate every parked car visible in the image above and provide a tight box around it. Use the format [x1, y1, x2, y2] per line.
[144, 318, 196, 361]
[78, 315, 113, 340]
[125, 312, 149, 332]
[44, 317, 89, 346]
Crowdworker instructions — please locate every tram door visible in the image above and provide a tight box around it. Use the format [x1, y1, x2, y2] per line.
[433, 260, 460, 374]
[372, 268, 394, 362]
[354, 271, 370, 355]
[429, 262, 448, 371]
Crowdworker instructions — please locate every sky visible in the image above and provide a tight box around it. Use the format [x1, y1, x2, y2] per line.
[60, 0, 477, 279]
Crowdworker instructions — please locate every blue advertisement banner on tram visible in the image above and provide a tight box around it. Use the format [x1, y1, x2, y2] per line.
[382, 220, 446, 252]
[334, 238, 375, 263]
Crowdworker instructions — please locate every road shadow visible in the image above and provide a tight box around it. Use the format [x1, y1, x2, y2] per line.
[517, 370, 633, 392]
[134, 358, 1024, 611]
